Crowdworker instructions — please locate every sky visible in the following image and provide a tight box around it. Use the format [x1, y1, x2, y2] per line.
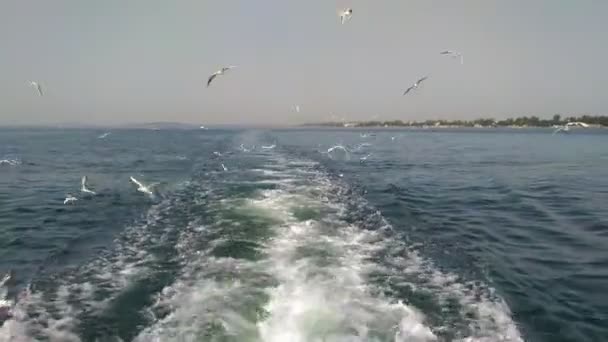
[0, 0, 607, 126]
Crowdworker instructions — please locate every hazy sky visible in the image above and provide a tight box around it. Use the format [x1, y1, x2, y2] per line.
[1, 0, 607, 125]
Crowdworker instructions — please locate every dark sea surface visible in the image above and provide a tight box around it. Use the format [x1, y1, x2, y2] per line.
[0, 127, 606, 342]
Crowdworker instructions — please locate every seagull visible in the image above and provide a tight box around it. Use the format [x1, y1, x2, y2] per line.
[352, 142, 372, 151]
[129, 176, 155, 196]
[221, 163, 228, 171]
[293, 105, 300, 113]
[81, 176, 96, 195]
[323, 144, 351, 160]
[98, 132, 111, 139]
[1, 271, 11, 288]
[326, 145, 349, 154]
[566, 121, 589, 128]
[552, 125, 570, 135]
[64, 195, 78, 205]
[359, 153, 372, 163]
[29, 81, 43, 96]
[0, 272, 13, 319]
[207, 66, 237, 87]
[403, 76, 428, 96]
[339, 8, 353, 24]
[239, 144, 251, 153]
[0, 159, 19, 166]
[440, 50, 464, 65]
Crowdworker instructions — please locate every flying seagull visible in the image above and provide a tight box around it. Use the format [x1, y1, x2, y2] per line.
[0, 159, 19, 166]
[552, 125, 571, 135]
[221, 163, 228, 171]
[566, 121, 589, 128]
[323, 144, 351, 160]
[440, 50, 464, 65]
[98, 132, 111, 139]
[81, 176, 96, 195]
[64, 195, 78, 205]
[207, 66, 237, 87]
[29, 81, 43, 96]
[293, 105, 300, 113]
[339, 8, 353, 24]
[403, 76, 428, 96]
[0, 272, 13, 320]
[130, 176, 155, 196]
[359, 153, 372, 163]
[239, 144, 251, 153]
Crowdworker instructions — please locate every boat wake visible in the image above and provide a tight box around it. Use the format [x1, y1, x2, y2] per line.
[0, 149, 523, 341]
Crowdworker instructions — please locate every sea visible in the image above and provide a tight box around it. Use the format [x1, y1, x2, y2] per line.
[0, 127, 606, 342]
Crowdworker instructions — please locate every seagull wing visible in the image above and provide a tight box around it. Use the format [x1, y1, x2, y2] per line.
[130, 176, 144, 188]
[403, 86, 414, 96]
[37, 84, 43, 96]
[81, 176, 87, 189]
[417, 76, 428, 85]
[207, 73, 218, 87]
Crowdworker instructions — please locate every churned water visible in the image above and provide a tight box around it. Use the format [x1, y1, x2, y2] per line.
[0, 127, 606, 341]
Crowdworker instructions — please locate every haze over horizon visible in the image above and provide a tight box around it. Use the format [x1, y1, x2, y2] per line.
[1, 0, 607, 126]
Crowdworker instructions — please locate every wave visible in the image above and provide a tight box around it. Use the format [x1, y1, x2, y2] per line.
[0, 149, 524, 341]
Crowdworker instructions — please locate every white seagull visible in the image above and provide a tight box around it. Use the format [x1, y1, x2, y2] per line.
[98, 132, 111, 139]
[221, 163, 228, 171]
[566, 121, 590, 128]
[29, 81, 43, 96]
[0, 272, 13, 316]
[207, 66, 237, 87]
[239, 144, 251, 153]
[293, 105, 300, 113]
[64, 195, 78, 205]
[552, 125, 570, 135]
[440, 50, 464, 65]
[352, 142, 372, 151]
[403, 76, 428, 96]
[339, 8, 353, 24]
[359, 153, 372, 162]
[81, 176, 96, 195]
[0, 159, 20, 166]
[323, 144, 351, 160]
[129, 176, 155, 196]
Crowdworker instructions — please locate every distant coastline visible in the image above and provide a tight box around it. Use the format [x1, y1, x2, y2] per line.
[303, 115, 608, 128]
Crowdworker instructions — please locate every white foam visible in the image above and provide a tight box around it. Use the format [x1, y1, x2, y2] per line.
[0, 199, 176, 341]
[1, 153, 525, 341]
[257, 219, 437, 342]
[251, 161, 522, 341]
[137, 156, 524, 341]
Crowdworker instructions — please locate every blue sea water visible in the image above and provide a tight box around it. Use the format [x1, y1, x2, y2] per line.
[0, 127, 607, 341]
